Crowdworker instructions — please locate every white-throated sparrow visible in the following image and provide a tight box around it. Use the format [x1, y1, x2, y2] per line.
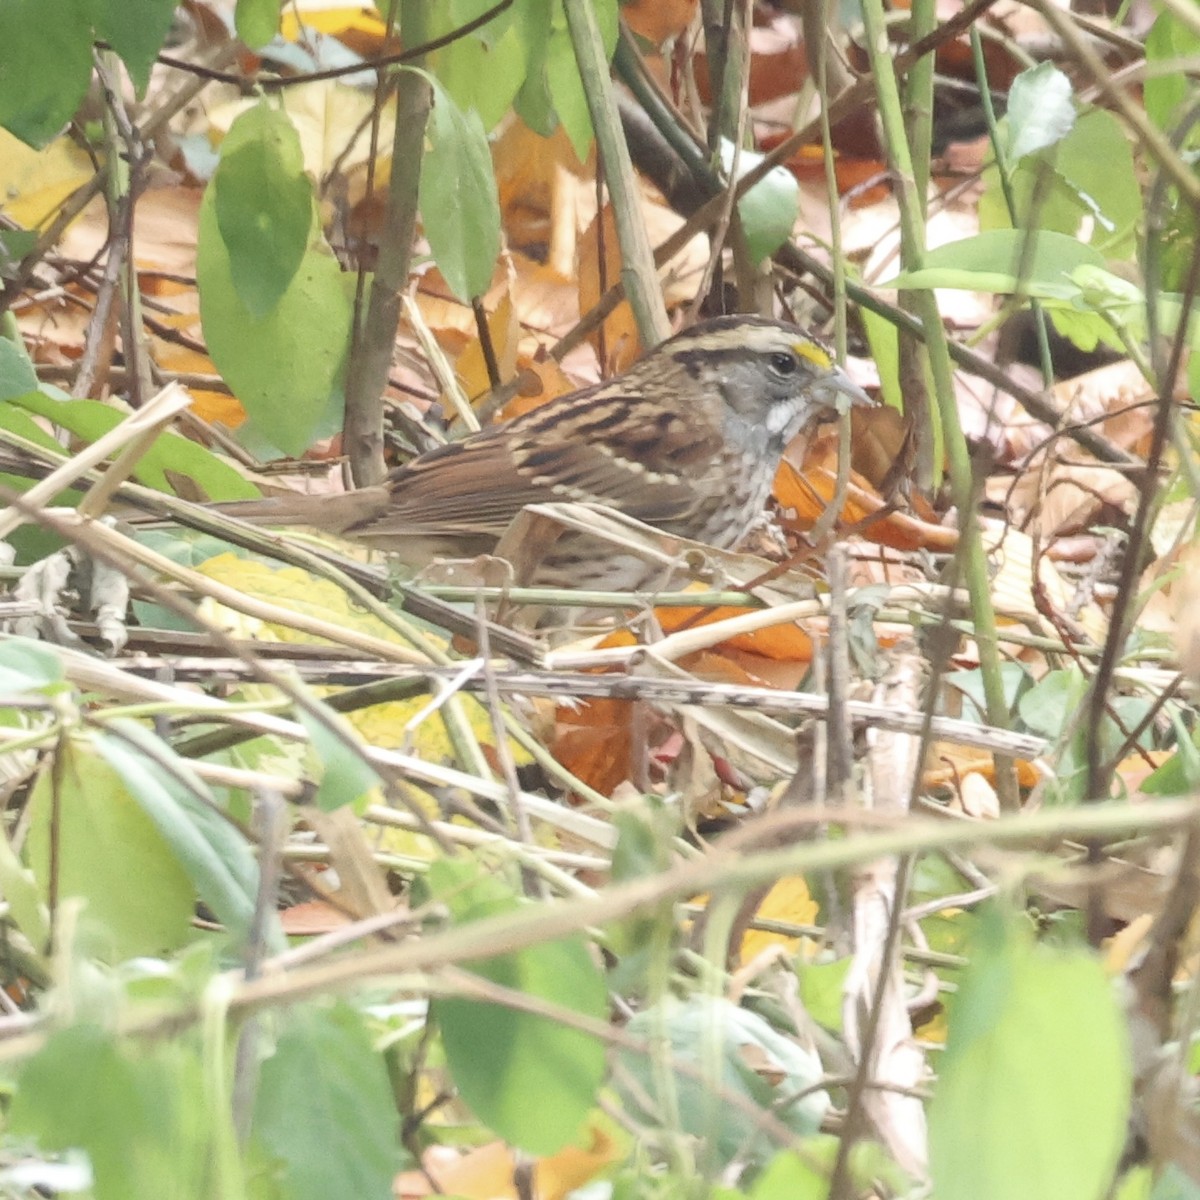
[230, 315, 872, 589]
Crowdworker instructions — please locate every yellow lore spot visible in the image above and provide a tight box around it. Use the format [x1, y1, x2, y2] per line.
[794, 340, 833, 371]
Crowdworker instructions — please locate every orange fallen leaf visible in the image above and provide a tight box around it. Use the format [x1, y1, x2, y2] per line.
[774, 458, 959, 553]
[397, 1121, 621, 1199]
[280, 900, 351, 936]
[555, 694, 644, 798]
[578, 204, 641, 374]
[495, 356, 578, 421]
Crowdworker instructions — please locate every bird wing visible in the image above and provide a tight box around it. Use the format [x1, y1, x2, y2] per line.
[351, 389, 727, 544]
[359, 429, 552, 540]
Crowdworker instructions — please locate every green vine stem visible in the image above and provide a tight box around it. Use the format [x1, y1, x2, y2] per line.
[857, 0, 1019, 810]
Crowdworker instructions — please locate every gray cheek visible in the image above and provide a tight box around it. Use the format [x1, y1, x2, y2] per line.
[723, 411, 774, 455]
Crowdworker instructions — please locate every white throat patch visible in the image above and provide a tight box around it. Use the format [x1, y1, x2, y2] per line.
[766, 401, 797, 436]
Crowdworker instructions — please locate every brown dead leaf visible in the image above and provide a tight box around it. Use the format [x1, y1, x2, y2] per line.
[208, 81, 392, 183]
[758, 136, 890, 206]
[18, 285, 93, 366]
[1005, 359, 1154, 538]
[57, 185, 202, 278]
[983, 520, 1106, 642]
[578, 204, 642, 374]
[493, 119, 592, 275]
[578, 200, 712, 374]
[694, 13, 809, 107]
[839, 404, 911, 490]
[508, 251, 584, 340]
[959, 771, 1000, 819]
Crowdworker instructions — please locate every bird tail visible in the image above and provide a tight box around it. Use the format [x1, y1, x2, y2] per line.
[207, 488, 390, 535]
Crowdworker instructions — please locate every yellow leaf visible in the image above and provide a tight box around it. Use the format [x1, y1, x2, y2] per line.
[196, 554, 531, 765]
[279, 3, 388, 43]
[740, 875, 819, 962]
[0, 130, 93, 229]
[207, 83, 394, 180]
[455, 293, 519, 402]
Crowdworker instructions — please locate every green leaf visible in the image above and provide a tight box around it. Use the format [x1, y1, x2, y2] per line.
[0, 637, 65, 694]
[433, 29, 527, 131]
[25, 738, 195, 960]
[541, 0, 619, 160]
[719, 140, 800, 266]
[860, 307, 902, 411]
[429, 858, 608, 1154]
[11, 1025, 209, 1200]
[1145, 13, 1200, 134]
[91, 0, 178, 93]
[606, 806, 679, 982]
[1017, 668, 1093, 803]
[752, 1142, 839, 1200]
[929, 909, 1130, 1200]
[0, 0, 94, 148]
[513, 0, 557, 137]
[1048, 307, 1125, 355]
[980, 111, 1141, 259]
[883, 229, 1106, 297]
[418, 74, 502, 302]
[0, 228, 38, 278]
[1005, 63, 1075, 161]
[428, 1, 528, 131]
[1018, 667, 1087, 738]
[93, 722, 265, 947]
[236, 0, 280, 49]
[0, 400, 66, 456]
[1141, 712, 1200, 796]
[197, 168, 352, 458]
[796, 957, 851, 1033]
[945, 663, 1031, 723]
[5, 391, 261, 500]
[0, 336, 39, 400]
[253, 1005, 397, 1200]
[0, 796, 48, 948]
[620, 996, 829, 1169]
[213, 103, 313, 318]
[1065, 265, 1144, 317]
[299, 705, 382, 812]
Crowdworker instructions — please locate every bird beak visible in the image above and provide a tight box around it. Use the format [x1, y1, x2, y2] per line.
[814, 368, 875, 415]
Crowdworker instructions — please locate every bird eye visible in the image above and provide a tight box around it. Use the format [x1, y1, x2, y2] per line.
[770, 351, 799, 376]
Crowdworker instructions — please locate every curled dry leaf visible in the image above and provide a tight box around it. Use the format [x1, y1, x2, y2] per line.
[1005, 360, 1153, 538]
[773, 456, 959, 553]
[959, 770, 1000, 819]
